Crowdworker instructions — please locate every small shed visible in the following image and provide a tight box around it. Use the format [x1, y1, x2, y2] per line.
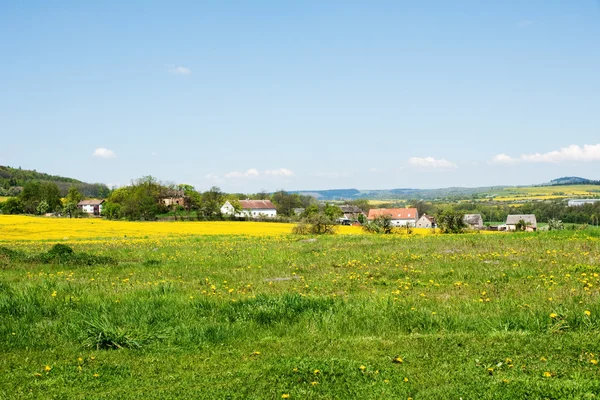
[506, 214, 537, 231]
[463, 214, 484, 229]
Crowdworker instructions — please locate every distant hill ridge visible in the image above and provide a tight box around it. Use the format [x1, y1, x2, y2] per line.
[0, 165, 109, 198]
[546, 176, 600, 186]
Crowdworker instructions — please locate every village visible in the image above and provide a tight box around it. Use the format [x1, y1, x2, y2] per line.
[72, 196, 600, 232]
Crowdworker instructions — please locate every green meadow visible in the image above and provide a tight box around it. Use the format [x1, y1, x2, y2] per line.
[1, 231, 600, 399]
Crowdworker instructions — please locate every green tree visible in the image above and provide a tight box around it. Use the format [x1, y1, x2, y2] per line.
[324, 203, 343, 220]
[0, 197, 23, 214]
[66, 186, 83, 204]
[36, 200, 49, 215]
[437, 210, 467, 234]
[201, 186, 224, 219]
[63, 202, 78, 218]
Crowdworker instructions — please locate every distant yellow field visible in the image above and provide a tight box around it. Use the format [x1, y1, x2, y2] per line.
[0, 215, 369, 242]
[367, 200, 395, 205]
[486, 185, 600, 202]
[0, 215, 453, 242]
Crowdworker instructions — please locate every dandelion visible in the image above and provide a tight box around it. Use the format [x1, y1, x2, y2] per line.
[282, 394, 290, 399]
[549, 313, 558, 318]
[292, 368, 298, 373]
[403, 377, 409, 382]
[359, 365, 366, 371]
[384, 379, 390, 383]
[51, 291, 57, 297]
[591, 359, 598, 365]
[311, 381, 318, 386]
[584, 310, 591, 316]
[543, 371, 552, 377]
[93, 373, 100, 378]
[313, 369, 320, 375]
[392, 357, 403, 364]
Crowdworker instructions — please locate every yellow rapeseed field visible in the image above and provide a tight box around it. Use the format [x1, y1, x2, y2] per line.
[0, 215, 367, 242]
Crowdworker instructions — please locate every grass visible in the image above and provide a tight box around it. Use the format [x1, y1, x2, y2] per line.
[1, 218, 600, 398]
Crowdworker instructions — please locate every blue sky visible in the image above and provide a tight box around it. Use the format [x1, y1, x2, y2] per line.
[1, 1, 599, 192]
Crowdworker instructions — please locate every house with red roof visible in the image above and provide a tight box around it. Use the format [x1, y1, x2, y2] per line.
[221, 199, 277, 218]
[367, 207, 419, 227]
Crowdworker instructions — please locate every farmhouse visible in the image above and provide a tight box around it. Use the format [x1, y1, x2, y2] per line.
[416, 214, 436, 228]
[568, 199, 600, 207]
[367, 208, 419, 227]
[339, 205, 365, 221]
[77, 199, 104, 216]
[463, 214, 484, 229]
[506, 214, 537, 231]
[221, 200, 277, 218]
[161, 189, 186, 208]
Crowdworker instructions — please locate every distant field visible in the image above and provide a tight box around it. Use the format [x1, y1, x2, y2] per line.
[482, 185, 600, 202]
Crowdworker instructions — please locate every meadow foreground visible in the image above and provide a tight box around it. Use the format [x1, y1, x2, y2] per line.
[1, 218, 599, 399]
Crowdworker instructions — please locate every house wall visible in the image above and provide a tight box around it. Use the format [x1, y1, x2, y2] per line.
[416, 216, 432, 228]
[242, 209, 277, 218]
[220, 202, 235, 215]
[81, 204, 103, 215]
[391, 219, 416, 227]
[221, 202, 277, 218]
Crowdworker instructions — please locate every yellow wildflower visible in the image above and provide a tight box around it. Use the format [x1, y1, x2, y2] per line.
[44, 365, 52, 372]
[584, 310, 591, 316]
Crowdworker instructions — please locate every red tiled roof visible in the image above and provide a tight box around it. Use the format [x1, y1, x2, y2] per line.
[368, 208, 418, 220]
[77, 199, 105, 206]
[239, 200, 276, 210]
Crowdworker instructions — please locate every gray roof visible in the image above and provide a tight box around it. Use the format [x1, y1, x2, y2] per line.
[463, 214, 483, 225]
[339, 205, 362, 213]
[506, 214, 537, 226]
[78, 199, 104, 206]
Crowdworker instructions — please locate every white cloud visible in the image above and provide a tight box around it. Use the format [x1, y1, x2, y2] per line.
[492, 144, 600, 164]
[491, 153, 516, 164]
[93, 147, 116, 159]
[170, 66, 191, 75]
[408, 157, 457, 169]
[224, 168, 260, 179]
[209, 168, 294, 181]
[265, 168, 294, 177]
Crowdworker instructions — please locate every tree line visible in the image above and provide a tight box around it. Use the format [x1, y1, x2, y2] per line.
[0, 165, 110, 198]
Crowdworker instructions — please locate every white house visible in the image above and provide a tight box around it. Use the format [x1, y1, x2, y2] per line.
[221, 200, 277, 218]
[77, 199, 104, 216]
[416, 214, 436, 228]
[568, 199, 600, 207]
[367, 208, 419, 227]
